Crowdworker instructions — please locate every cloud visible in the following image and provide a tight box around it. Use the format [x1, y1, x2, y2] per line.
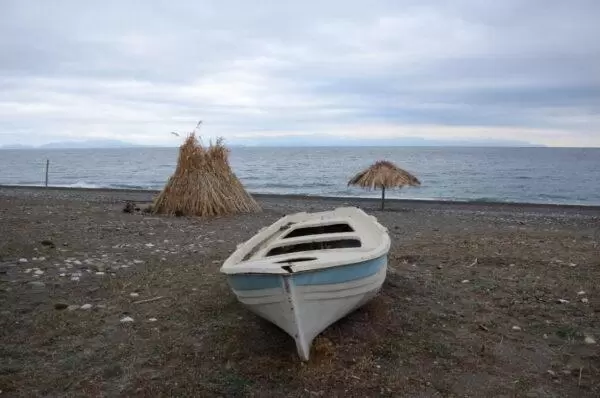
[0, 0, 599, 146]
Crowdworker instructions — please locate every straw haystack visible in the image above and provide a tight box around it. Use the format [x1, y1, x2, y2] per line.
[348, 160, 420, 210]
[152, 134, 260, 217]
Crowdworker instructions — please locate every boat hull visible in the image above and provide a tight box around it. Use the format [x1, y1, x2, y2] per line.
[226, 254, 387, 360]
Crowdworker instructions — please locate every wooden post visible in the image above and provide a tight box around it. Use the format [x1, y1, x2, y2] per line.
[45, 159, 49, 187]
[381, 186, 385, 211]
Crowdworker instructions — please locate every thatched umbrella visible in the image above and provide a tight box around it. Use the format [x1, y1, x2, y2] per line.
[348, 160, 420, 210]
[152, 133, 260, 217]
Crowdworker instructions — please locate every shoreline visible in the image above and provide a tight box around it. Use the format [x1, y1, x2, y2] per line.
[2, 184, 600, 214]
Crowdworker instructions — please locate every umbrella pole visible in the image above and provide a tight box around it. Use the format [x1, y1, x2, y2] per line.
[381, 187, 385, 210]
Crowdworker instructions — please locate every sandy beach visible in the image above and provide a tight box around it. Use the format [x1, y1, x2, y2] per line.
[1, 186, 599, 397]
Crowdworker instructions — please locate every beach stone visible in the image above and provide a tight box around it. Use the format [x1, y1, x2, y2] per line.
[95, 272, 105, 276]
[145, 243, 155, 248]
[512, 326, 522, 331]
[129, 292, 140, 297]
[73, 260, 82, 265]
[133, 260, 144, 264]
[577, 290, 586, 295]
[557, 299, 569, 304]
[584, 336, 596, 344]
[71, 276, 80, 281]
[80, 304, 93, 310]
[34, 270, 44, 275]
[59, 273, 66, 277]
[120, 316, 134, 323]
[148, 318, 158, 322]
[54, 303, 68, 310]
[581, 298, 589, 303]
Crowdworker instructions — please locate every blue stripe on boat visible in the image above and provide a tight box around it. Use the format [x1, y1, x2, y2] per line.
[228, 255, 386, 291]
[293, 255, 386, 286]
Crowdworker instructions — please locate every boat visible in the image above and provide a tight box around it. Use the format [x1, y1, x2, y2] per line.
[220, 207, 390, 360]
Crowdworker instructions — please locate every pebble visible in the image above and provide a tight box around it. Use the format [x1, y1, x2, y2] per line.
[569, 263, 577, 267]
[120, 316, 134, 323]
[133, 260, 144, 264]
[95, 272, 105, 276]
[461, 279, 470, 284]
[584, 336, 596, 345]
[557, 299, 569, 304]
[148, 318, 158, 322]
[24, 268, 32, 274]
[18, 258, 28, 263]
[71, 276, 80, 281]
[145, 243, 155, 248]
[129, 292, 140, 297]
[34, 270, 44, 275]
[581, 297, 589, 303]
[577, 290, 586, 295]
[59, 273, 66, 277]
[543, 334, 548, 339]
[80, 304, 93, 310]
[512, 325, 522, 331]
[73, 260, 82, 265]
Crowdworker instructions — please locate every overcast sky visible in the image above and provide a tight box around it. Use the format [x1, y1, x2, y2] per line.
[1, 0, 599, 147]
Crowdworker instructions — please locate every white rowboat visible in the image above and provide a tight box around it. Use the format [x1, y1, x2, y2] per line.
[220, 207, 390, 360]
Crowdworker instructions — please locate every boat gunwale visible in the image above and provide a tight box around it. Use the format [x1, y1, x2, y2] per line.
[220, 207, 390, 275]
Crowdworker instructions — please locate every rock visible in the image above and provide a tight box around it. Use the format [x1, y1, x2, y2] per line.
[18, 258, 28, 263]
[71, 276, 80, 281]
[129, 292, 140, 297]
[133, 260, 144, 264]
[581, 297, 589, 303]
[584, 336, 596, 345]
[543, 334, 548, 339]
[67, 305, 79, 311]
[577, 290, 586, 295]
[32, 257, 38, 261]
[24, 268, 32, 274]
[461, 280, 470, 284]
[41, 239, 55, 248]
[512, 325, 522, 331]
[59, 273, 66, 277]
[34, 270, 44, 275]
[547, 370, 557, 377]
[73, 260, 82, 265]
[120, 316, 134, 323]
[54, 303, 68, 310]
[569, 263, 577, 267]
[145, 243, 155, 248]
[148, 318, 158, 322]
[80, 304, 93, 310]
[557, 299, 570, 304]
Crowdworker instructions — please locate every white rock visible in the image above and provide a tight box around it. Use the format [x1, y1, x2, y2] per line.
[95, 272, 105, 276]
[73, 260, 82, 265]
[577, 290, 586, 295]
[34, 270, 44, 275]
[121, 265, 129, 268]
[32, 257, 38, 261]
[129, 292, 140, 297]
[461, 279, 470, 284]
[543, 334, 548, 339]
[18, 258, 28, 263]
[71, 276, 80, 281]
[133, 260, 144, 264]
[145, 243, 155, 248]
[148, 317, 158, 322]
[581, 298, 589, 303]
[512, 325, 522, 331]
[569, 263, 577, 267]
[557, 299, 570, 304]
[59, 273, 66, 277]
[584, 336, 596, 345]
[120, 316, 134, 323]
[24, 268, 32, 274]
[102, 254, 108, 258]
[80, 304, 93, 310]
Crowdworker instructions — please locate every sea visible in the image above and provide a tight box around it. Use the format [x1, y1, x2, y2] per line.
[0, 147, 599, 206]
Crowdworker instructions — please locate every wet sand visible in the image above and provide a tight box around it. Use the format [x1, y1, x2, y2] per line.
[1, 187, 599, 397]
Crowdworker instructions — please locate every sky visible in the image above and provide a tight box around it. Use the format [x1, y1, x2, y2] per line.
[0, 0, 599, 147]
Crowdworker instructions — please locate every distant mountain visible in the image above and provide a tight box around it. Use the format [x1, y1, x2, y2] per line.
[1, 140, 141, 149]
[229, 135, 544, 147]
[39, 139, 139, 149]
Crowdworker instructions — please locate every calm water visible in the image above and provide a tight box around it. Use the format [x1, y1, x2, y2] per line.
[0, 147, 599, 205]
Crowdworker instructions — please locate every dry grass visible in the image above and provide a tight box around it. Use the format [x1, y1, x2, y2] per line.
[152, 133, 260, 217]
[348, 160, 420, 190]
